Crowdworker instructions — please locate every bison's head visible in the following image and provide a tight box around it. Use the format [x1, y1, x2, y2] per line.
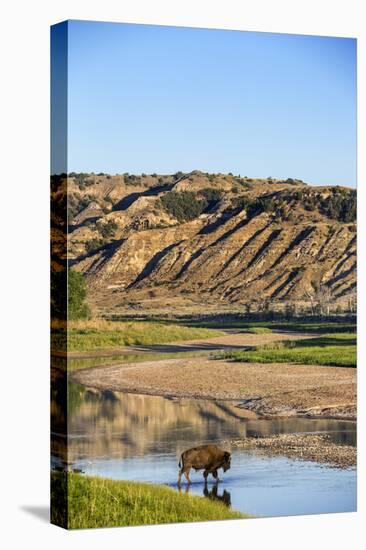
[222, 451, 231, 472]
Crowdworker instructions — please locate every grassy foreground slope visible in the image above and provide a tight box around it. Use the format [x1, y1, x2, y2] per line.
[221, 333, 356, 368]
[51, 473, 246, 529]
[52, 320, 225, 352]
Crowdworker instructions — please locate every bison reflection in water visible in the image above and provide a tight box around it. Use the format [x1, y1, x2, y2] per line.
[178, 482, 231, 508]
[204, 485, 231, 507]
[177, 444, 231, 485]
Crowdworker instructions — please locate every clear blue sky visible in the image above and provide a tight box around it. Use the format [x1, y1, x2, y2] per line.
[63, 20, 356, 186]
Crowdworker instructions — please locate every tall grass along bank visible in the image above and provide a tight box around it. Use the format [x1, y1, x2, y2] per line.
[51, 320, 225, 352]
[51, 472, 246, 529]
[220, 333, 356, 368]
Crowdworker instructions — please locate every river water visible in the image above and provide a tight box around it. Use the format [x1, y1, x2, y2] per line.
[52, 376, 356, 518]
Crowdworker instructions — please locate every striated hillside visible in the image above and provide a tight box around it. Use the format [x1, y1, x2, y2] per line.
[67, 171, 356, 316]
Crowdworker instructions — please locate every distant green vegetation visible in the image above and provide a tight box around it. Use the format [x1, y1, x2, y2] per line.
[244, 327, 273, 334]
[160, 188, 224, 222]
[283, 178, 304, 185]
[230, 187, 356, 223]
[188, 318, 356, 334]
[174, 171, 185, 181]
[66, 174, 356, 226]
[295, 187, 356, 222]
[161, 191, 209, 222]
[124, 173, 142, 185]
[220, 333, 356, 368]
[51, 473, 246, 529]
[67, 193, 95, 224]
[234, 176, 252, 188]
[98, 219, 118, 238]
[231, 194, 286, 219]
[51, 320, 224, 352]
[69, 172, 94, 190]
[85, 237, 108, 254]
[201, 187, 223, 202]
[320, 187, 356, 222]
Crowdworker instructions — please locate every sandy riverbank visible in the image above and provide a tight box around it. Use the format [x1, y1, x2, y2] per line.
[224, 434, 356, 469]
[71, 354, 356, 420]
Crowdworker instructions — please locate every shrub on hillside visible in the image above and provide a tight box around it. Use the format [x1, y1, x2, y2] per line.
[319, 188, 356, 222]
[124, 174, 141, 185]
[67, 194, 96, 224]
[161, 191, 208, 222]
[85, 238, 107, 254]
[70, 173, 91, 190]
[201, 187, 223, 202]
[98, 219, 119, 238]
[231, 187, 356, 223]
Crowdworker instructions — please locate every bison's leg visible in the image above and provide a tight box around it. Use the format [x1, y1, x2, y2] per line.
[178, 464, 192, 485]
[212, 470, 220, 482]
[184, 467, 192, 484]
[177, 469, 183, 486]
[203, 470, 209, 482]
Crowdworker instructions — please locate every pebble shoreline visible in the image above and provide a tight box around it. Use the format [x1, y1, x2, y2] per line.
[223, 433, 356, 469]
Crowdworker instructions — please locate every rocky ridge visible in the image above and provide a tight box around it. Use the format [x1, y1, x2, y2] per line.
[66, 171, 356, 315]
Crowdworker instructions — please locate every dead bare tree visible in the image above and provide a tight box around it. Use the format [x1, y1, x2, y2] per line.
[304, 290, 316, 316]
[348, 295, 357, 313]
[244, 303, 252, 315]
[315, 284, 332, 316]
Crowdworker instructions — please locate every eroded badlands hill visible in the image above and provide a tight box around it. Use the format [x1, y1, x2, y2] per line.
[66, 171, 356, 316]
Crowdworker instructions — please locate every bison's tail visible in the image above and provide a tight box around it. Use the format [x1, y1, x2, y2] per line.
[178, 454, 183, 469]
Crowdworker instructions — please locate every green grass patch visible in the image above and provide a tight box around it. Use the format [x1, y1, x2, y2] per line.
[244, 327, 273, 334]
[51, 472, 246, 529]
[220, 333, 356, 368]
[51, 320, 225, 353]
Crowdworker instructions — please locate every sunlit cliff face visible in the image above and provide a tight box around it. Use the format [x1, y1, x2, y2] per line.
[66, 173, 356, 316]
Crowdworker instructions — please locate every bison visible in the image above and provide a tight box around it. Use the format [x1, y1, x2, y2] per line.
[178, 444, 231, 485]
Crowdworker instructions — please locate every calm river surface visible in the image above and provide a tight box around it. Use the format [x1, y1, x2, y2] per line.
[52, 378, 357, 518]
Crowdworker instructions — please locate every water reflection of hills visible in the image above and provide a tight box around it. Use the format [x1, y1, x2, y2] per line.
[64, 384, 356, 463]
[67, 387, 248, 461]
